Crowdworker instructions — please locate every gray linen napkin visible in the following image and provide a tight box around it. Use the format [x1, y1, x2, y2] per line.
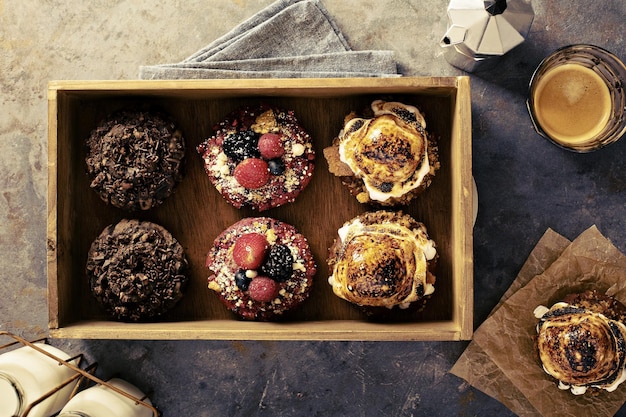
[139, 0, 399, 79]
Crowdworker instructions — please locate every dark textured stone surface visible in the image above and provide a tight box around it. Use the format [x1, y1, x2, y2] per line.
[0, 0, 624, 415]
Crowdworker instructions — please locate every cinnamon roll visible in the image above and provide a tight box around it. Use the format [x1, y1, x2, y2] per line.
[327, 210, 437, 314]
[323, 100, 439, 206]
[534, 290, 626, 395]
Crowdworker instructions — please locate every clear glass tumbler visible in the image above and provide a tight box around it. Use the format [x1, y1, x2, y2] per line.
[527, 44, 626, 152]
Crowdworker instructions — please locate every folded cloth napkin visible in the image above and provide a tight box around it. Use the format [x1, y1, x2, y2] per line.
[139, 0, 399, 79]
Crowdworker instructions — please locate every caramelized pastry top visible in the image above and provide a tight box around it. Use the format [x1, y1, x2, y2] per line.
[338, 100, 431, 203]
[535, 291, 626, 395]
[328, 211, 436, 309]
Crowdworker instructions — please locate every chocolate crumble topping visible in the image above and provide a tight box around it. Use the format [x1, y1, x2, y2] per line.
[86, 219, 188, 321]
[85, 109, 186, 211]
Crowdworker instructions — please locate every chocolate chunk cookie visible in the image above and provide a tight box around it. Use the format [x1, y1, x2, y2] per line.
[87, 219, 188, 321]
[86, 109, 185, 211]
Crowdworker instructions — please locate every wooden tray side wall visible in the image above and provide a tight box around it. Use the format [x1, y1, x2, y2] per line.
[449, 76, 474, 340]
[47, 78, 473, 341]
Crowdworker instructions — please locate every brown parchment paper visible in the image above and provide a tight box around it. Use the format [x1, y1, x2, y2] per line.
[451, 226, 626, 417]
[451, 228, 571, 416]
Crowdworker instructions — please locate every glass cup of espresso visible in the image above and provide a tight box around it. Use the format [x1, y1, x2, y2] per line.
[527, 44, 626, 152]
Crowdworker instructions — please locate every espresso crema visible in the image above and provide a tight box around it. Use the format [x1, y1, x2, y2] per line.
[533, 63, 612, 146]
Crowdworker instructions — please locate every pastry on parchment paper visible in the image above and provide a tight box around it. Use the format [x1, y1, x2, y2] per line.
[534, 290, 626, 395]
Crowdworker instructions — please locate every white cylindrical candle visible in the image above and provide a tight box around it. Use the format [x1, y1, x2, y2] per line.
[0, 343, 80, 417]
[58, 378, 153, 417]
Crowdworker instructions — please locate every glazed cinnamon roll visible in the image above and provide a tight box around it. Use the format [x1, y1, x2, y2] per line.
[327, 210, 437, 314]
[323, 100, 439, 206]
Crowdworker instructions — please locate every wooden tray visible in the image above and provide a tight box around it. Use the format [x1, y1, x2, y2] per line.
[47, 77, 473, 341]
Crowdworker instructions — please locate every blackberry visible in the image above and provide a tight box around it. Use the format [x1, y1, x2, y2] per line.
[268, 158, 285, 175]
[262, 244, 293, 282]
[234, 269, 251, 291]
[223, 130, 260, 162]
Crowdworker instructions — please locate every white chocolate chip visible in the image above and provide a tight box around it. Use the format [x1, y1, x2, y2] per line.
[292, 143, 305, 156]
[533, 305, 549, 319]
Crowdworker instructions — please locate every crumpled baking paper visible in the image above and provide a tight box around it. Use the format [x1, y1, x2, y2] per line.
[452, 225, 626, 417]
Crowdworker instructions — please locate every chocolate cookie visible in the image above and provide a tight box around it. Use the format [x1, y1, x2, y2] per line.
[206, 217, 316, 321]
[197, 104, 315, 211]
[86, 109, 185, 211]
[87, 219, 188, 321]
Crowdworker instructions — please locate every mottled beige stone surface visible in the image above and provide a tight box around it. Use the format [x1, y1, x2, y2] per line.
[0, 0, 454, 337]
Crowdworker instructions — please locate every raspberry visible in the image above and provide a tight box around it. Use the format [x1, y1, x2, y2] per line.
[248, 276, 279, 302]
[261, 244, 294, 282]
[258, 133, 285, 159]
[223, 130, 260, 162]
[233, 158, 270, 189]
[232, 233, 269, 270]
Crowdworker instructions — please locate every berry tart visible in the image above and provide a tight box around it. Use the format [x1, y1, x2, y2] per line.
[327, 210, 437, 317]
[206, 217, 316, 321]
[86, 219, 189, 322]
[324, 100, 439, 206]
[85, 109, 186, 211]
[197, 104, 315, 211]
